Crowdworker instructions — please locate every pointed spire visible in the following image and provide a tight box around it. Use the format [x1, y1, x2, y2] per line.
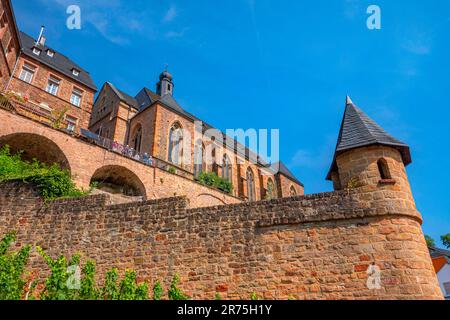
[326, 98, 411, 180]
[346, 95, 353, 105]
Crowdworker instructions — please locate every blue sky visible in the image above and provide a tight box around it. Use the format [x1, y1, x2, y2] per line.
[12, 0, 450, 246]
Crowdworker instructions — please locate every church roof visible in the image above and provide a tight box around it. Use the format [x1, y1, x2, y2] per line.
[276, 162, 304, 187]
[326, 97, 411, 180]
[106, 82, 139, 109]
[101, 81, 301, 185]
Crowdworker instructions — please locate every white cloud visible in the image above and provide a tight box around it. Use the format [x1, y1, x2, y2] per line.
[37, 0, 186, 45]
[40, 0, 145, 45]
[402, 39, 431, 55]
[290, 150, 316, 168]
[165, 28, 189, 39]
[163, 5, 177, 23]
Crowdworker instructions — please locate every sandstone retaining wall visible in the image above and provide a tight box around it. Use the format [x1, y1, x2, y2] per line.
[0, 181, 442, 300]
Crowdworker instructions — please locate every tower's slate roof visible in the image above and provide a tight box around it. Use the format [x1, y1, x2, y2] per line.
[326, 97, 411, 180]
[19, 32, 97, 91]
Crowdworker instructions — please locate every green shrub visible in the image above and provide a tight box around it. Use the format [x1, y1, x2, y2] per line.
[118, 270, 149, 300]
[0, 232, 33, 300]
[195, 172, 233, 194]
[100, 269, 119, 300]
[153, 280, 164, 300]
[168, 166, 177, 174]
[37, 247, 150, 301]
[251, 292, 259, 300]
[0, 145, 89, 200]
[37, 247, 81, 300]
[168, 273, 189, 300]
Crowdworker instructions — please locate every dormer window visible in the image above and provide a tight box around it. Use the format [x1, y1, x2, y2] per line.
[72, 69, 80, 76]
[32, 47, 41, 56]
[47, 50, 54, 57]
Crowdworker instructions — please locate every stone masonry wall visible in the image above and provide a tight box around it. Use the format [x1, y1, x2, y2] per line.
[0, 181, 442, 300]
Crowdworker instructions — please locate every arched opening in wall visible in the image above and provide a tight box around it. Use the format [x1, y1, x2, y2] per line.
[0, 133, 71, 171]
[377, 158, 391, 180]
[131, 124, 143, 153]
[290, 185, 297, 197]
[90, 165, 146, 199]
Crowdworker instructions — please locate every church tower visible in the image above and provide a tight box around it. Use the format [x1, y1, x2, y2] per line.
[156, 70, 174, 96]
[327, 97, 415, 205]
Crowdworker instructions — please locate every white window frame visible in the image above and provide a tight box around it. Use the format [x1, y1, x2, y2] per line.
[65, 115, 78, 132]
[19, 64, 35, 83]
[72, 69, 80, 76]
[70, 88, 83, 107]
[32, 47, 41, 56]
[47, 50, 54, 57]
[45, 76, 60, 96]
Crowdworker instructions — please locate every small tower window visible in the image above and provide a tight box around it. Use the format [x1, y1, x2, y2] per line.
[290, 186, 297, 197]
[377, 158, 391, 180]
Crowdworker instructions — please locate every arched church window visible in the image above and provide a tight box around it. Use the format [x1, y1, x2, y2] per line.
[168, 122, 183, 165]
[132, 125, 142, 153]
[247, 168, 255, 202]
[222, 154, 232, 181]
[194, 140, 204, 176]
[266, 178, 277, 200]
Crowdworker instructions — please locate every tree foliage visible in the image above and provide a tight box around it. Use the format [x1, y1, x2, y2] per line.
[0, 145, 90, 200]
[441, 234, 450, 249]
[195, 172, 233, 194]
[425, 235, 436, 247]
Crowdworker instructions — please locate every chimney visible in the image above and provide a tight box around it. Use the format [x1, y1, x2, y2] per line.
[39, 35, 46, 46]
[36, 26, 46, 46]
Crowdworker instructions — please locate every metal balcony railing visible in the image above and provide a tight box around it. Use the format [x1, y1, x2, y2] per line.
[0, 92, 74, 131]
[78, 129, 194, 179]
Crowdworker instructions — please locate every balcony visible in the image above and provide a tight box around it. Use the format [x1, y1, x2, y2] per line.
[0, 91, 74, 132]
